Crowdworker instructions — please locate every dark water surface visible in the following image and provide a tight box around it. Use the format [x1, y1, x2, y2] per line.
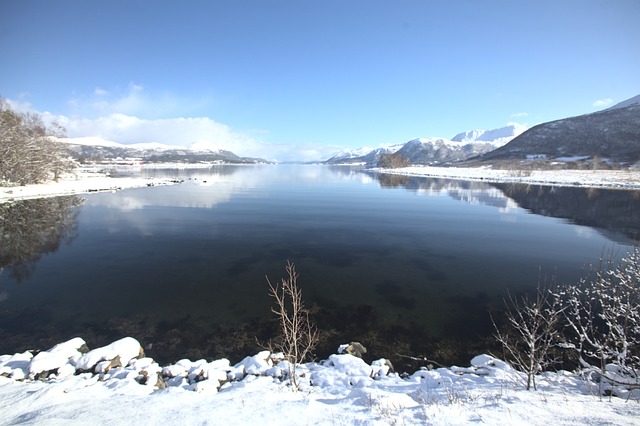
[1, 165, 639, 367]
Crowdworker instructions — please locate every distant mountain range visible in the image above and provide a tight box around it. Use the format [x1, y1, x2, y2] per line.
[61, 138, 270, 164]
[59, 93, 640, 167]
[326, 94, 640, 168]
[323, 124, 526, 165]
[474, 95, 640, 166]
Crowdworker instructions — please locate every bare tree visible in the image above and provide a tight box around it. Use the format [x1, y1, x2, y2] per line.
[492, 276, 564, 390]
[378, 153, 410, 169]
[1, 99, 75, 186]
[265, 261, 319, 390]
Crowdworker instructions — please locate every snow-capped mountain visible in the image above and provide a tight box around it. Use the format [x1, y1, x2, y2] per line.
[393, 137, 499, 165]
[451, 123, 527, 146]
[60, 137, 268, 164]
[323, 124, 526, 166]
[324, 144, 405, 165]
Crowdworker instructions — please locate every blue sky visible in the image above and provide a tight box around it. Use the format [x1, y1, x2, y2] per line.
[1, 0, 638, 161]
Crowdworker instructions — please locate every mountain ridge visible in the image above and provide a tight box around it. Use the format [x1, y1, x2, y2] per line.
[60, 138, 270, 164]
[477, 97, 640, 165]
[323, 124, 525, 165]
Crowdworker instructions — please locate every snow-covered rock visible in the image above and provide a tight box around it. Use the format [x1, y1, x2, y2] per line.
[1, 336, 640, 425]
[29, 352, 73, 378]
[233, 351, 273, 376]
[0, 351, 33, 380]
[75, 337, 144, 371]
[327, 354, 373, 377]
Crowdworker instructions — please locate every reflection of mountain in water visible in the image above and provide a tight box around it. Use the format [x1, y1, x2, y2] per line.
[491, 183, 640, 244]
[370, 172, 640, 244]
[0, 196, 83, 282]
[371, 173, 518, 211]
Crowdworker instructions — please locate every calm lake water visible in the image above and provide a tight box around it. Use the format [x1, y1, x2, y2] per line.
[1, 165, 639, 367]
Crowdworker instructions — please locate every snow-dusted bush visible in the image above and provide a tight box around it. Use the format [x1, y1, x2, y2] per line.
[557, 246, 640, 396]
[492, 278, 564, 390]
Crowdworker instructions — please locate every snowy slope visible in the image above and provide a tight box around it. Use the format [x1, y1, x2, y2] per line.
[61, 137, 226, 153]
[451, 123, 527, 146]
[325, 125, 527, 166]
[59, 137, 267, 164]
[324, 144, 404, 164]
[394, 137, 499, 165]
[607, 94, 640, 110]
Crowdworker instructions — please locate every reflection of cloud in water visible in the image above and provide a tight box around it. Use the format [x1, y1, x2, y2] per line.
[91, 166, 367, 210]
[84, 166, 380, 236]
[448, 188, 520, 213]
[574, 226, 596, 239]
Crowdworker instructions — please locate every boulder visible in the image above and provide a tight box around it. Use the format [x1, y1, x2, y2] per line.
[28, 337, 87, 379]
[75, 337, 144, 372]
[338, 342, 367, 358]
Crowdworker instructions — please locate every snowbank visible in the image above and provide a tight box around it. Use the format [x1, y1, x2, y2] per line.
[372, 166, 640, 189]
[1, 337, 639, 425]
[0, 170, 181, 204]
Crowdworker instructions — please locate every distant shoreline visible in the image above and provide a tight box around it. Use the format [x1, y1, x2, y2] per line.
[370, 166, 640, 190]
[3, 164, 640, 204]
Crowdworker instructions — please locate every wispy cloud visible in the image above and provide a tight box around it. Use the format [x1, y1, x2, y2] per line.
[68, 83, 192, 119]
[592, 98, 613, 107]
[510, 112, 528, 118]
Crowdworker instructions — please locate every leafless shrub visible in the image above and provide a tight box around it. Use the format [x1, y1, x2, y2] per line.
[492, 275, 564, 390]
[378, 153, 410, 169]
[265, 261, 319, 390]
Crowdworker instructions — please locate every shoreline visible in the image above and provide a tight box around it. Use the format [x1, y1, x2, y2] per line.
[369, 166, 640, 189]
[0, 171, 181, 204]
[1, 335, 639, 425]
[3, 164, 640, 205]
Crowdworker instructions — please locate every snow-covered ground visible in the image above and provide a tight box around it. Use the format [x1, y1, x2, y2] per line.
[372, 166, 640, 189]
[1, 337, 638, 425]
[0, 169, 181, 204]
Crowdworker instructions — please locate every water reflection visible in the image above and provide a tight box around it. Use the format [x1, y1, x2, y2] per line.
[492, 183, 640, 244]
[369, 172, 640, 244]
[0, 196, 83, 282]
[2, 166, 639, 369]
[371, 173, 519, 212]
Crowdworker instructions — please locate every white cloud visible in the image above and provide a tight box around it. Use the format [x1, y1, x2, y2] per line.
[510, 112, 528, 118]
[62, 113, 259, 152]
[10, 86, 341, 162]
[54, 113, 338, 162]
[592, 98, 613, 107]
